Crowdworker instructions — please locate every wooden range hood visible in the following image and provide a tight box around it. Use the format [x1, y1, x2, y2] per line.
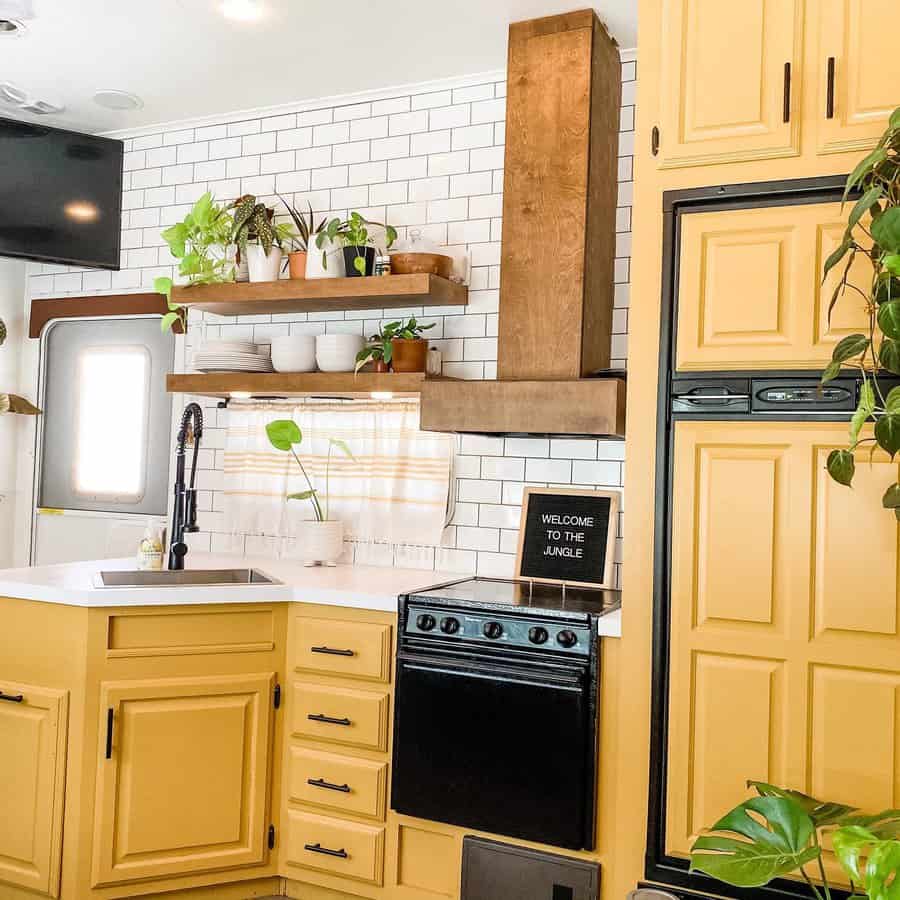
[421, 10, 625, 437]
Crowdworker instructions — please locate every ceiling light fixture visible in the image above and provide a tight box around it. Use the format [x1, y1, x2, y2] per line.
[0, 19, 26, 36]
[220, 0, 265, 22]
[93, 90, 144, 111]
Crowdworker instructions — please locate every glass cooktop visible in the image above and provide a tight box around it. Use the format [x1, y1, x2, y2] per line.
[409, 577, 621, 617]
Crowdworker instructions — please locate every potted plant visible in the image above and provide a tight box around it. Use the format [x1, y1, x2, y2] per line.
[277, 193, 326, 280]
[153, 192, 235, 332]
[230, 194, 294, 283]
[385, 317, 436, 372]
[266, 419, 354, 566]
[690, 780, 900, 900]
[355, 322, 396, 373]
[317, 212, 398, 277]
[820, 107, 900, 505]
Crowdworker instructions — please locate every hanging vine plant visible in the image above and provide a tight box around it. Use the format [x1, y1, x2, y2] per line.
[822, 107, 900, 509]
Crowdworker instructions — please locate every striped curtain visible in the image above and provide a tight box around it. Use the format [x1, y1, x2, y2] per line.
[222, 398, 456, 547]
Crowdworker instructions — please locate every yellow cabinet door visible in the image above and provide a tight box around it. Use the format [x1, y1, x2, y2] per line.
[657, 0, 803, 168]
[814, 0, 900, 155]
[91, 672, 274, 888]
[667, 421, 900, 883]
[0, 682, 68, 898]
[676, 200, 872, 371]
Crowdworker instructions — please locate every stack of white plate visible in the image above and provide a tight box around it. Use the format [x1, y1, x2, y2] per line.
[192, 340, 273, 373]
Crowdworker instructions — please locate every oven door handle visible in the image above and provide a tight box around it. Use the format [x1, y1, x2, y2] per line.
[400, 661, 584, 693]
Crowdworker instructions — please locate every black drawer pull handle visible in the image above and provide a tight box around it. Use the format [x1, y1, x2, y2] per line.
[308, 777, 352, 793]
[783, 62, 792, 123]
[308, 713, 352, 727]
[304, 842, 348, 859]
[826, 56, 836, 119]
[0, 692, 24, 703]
[105, 708, 114, 760]
[311, 646, 355, 657]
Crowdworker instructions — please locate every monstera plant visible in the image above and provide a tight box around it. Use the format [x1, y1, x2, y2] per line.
[690, 782, 900, 900]
[0, 317, 39, 415]
[822, 107, 900, 510]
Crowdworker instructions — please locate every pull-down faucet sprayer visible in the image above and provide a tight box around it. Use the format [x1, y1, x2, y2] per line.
[167, 402, 204, 571]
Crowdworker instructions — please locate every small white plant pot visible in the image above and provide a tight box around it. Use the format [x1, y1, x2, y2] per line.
[306, 239, 344, 279]
[296, 519, 344, 566]
[246, 244, 283, 283]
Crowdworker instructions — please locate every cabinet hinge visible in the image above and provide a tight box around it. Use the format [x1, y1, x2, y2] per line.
[268, 824, 276, 850]
[273, 683, 281, 709]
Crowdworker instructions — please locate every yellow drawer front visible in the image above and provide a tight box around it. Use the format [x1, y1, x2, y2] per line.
[288, 747, 387, 819]
[292, 682, 390, 752]
[294, 618, 392, 683]
[286, 810, 385, 885]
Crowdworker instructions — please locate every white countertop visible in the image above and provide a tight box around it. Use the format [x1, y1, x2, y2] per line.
[0, 553, 622, 637]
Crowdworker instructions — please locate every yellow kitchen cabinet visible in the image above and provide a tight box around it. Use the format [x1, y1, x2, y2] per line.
[91, 672, 275, 888]
[675, 200, 871, 371]
[656, 0, 803, 168]
[666, 420, 900, 882]
[0, 682, 68, 898]
[814, 0, 900, 155]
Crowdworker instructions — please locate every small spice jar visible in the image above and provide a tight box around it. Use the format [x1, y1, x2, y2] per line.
[374, 255, 392, 276]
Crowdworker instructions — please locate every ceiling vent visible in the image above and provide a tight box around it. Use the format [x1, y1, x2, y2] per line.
[0, 81, 64, 115]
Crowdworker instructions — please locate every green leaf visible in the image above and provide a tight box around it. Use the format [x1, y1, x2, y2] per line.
[821, 360, 843, 384]
[881, 339, 900, 375]
[885, 256, 900, 277]
[886, 387, 900, 414]
[354, 255, 367, 275]
[842, 810, 900, 840]
[866, 840, 900, 900]
[160, 311, 180, 333]
[878, 300, 900, 339]
[891, 107, 900, 130]
[844, 147, 888, 202]
[847, 186, 883, 233]
[876, 413, 900, 457]
[329, 438, 354, 459]
[834, 826, 880, 884]
[689, 796, 818, 888]
[287, 490, 317, 501]
[875, 275, 900, 305]
[827, 449, 856, 486]
[873, 208, 900, 254]
[748, 782, 858, 827]
[154, 276, 173, 302]
[266, 419, 302, 451]
[832, 333, 870, 364]
[850, 380, 876, 443]
[883, 484, 900, 510]
[823, 237, 853, 280]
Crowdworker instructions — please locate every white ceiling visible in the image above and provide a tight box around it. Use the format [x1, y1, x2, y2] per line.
[0, 0, 637, 134]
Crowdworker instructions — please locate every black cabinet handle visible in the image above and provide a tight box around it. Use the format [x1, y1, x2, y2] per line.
[826, 56, 836, 118]
[308, 777, 351, 793]
[783, 62, 792, 123]
[304, 842, 348, 859]
[0, 692, 24, 703]
[651, 126, 660, 156]
[105, 708, 114, 760]
[308, 713, 352, 726]
[311, 646, 355, 657]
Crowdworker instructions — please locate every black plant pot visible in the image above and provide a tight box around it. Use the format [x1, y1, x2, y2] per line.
[342, 245, 376, 277]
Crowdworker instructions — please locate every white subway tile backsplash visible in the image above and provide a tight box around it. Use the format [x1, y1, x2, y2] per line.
[38, 68, 633, 582]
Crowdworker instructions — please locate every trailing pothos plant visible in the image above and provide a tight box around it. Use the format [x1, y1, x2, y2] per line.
[154, 192, 235, 332]
[689, 781, 900, 900]
[822, 107, 900, 509]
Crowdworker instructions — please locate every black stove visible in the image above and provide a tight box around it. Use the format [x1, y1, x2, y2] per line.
[391, 576, 617, 850]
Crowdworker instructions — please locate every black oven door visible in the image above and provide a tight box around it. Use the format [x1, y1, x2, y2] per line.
[391, 652, 594, 850]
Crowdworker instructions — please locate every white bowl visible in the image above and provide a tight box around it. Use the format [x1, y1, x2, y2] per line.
[270, 335, 317, 373]
[315, 334, 365, 372]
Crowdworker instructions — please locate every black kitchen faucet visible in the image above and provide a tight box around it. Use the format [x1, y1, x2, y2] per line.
[167, 402, 203, 570]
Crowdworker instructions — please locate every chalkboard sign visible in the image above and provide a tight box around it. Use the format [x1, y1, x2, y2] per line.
[515, 488, 619, 589]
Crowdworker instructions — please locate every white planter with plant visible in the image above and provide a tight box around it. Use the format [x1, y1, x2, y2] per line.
[154, 191, 235, 331]
[306, 234, 343, 279]
[266, 419, 354, 566]
[230, 194, 294, 284]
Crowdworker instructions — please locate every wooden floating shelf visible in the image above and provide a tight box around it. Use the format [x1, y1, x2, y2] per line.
[167, 371, 437, 399]
[172, 274, 467, 316]
[420, 378, 626, 437]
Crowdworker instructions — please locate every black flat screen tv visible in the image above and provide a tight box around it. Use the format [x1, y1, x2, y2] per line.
[0, 116, 123, 270]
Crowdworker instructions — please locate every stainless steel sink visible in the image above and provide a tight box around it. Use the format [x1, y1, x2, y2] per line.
[93, 568, 281, 588]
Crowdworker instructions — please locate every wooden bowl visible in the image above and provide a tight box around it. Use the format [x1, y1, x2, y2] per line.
[389, 252, 453, 279]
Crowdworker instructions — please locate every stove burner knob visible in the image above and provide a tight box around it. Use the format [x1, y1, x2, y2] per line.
[528, 626, 549, 645]
[556, 629, 578, 648]
[482, 621, 504, 640]
[416, 613, 437, 631]
[440, 616, 460, 634]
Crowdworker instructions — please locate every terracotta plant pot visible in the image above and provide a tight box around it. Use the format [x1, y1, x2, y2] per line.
[288, 251, 307, 279]
[391, 338, 429, 373]
[373, 358, 389, 373]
